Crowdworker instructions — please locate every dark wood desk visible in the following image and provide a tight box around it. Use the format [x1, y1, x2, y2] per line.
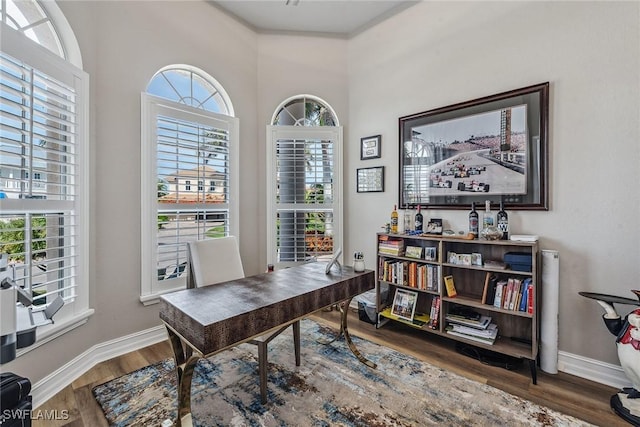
[159, 262, 375, 426]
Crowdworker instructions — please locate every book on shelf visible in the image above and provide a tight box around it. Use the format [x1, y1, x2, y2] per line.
[428, 296, 441, 330]
[446, 314, 492, 330]
[481, 272, 492, 304]
[504, 278, 519, 310]
[379, 245, 404, 256]
[519, 278, 531, 312]
[444, 275, 457, 297]
[493, 281, 506, 308]
[448, 323, 498, 339]
[447, 306, 480, 319]
[484, 275, 498, 306]
[378, 237, 405, 256]
[526, 279, 534, 314]
[446, 323, 498, 345]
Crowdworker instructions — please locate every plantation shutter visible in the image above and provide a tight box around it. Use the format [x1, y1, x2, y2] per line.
[153, 102, 232, 283]
[267, 126, 342, 269]
[0, 50, 80, 305]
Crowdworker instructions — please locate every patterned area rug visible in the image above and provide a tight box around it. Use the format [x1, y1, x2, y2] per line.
[93, 319, 593, 426]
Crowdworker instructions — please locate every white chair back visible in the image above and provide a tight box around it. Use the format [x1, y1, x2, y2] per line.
[187, 236, 245, 288]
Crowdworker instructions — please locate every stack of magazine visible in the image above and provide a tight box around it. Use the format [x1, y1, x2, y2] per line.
[445, 309, 498, 345]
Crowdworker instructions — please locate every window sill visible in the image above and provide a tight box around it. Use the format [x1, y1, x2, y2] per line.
[15, 308, 95, 358]
[139, 285, 184, 306]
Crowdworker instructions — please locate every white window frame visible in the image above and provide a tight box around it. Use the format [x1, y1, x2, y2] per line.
[266, 125, 343, 268]
[0, 22, 93, 349]
[140, 94, 239, 304]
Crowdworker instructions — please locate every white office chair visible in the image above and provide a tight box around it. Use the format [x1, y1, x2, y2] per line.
[186, 236, 301, 403]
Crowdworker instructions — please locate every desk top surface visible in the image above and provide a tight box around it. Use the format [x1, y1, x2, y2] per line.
[159, 262, 374, 355]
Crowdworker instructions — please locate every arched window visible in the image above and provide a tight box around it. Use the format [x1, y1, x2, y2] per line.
[271, 95, 338, 127]
[0, 0, 91, 349]
[147, 65, 233, 115]
[1, 0, 82, 66]
[140, 65, 238, 302]
[266, 95, 343, 269]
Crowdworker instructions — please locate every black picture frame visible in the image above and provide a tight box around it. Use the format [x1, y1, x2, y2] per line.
[399, 82, 549, 210]
[357, 166, 384, 193]
[360, 135, 382, 160]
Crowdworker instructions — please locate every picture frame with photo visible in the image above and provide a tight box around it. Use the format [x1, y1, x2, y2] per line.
[398, 82, 549, 210]
[424, 247, 437, 261]
[426, 218, 443, 235]
[356, 166, 384, 193]
[471, 252, 483, 266]
[391, 288, 418, 322]
[360, 134, 382, 160]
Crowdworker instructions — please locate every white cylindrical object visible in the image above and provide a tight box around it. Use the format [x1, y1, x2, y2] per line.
[540, 249, 560, 374]
[0, 286, 17, 335]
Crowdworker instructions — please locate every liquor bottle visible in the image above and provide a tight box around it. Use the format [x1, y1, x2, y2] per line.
[468, 202, 479, 238]
[390, 204, 398, 233]
[415, 205, 423, 233]
[403, 209, 412, 234]
[482, 200, 495, 229]
[480, 200, 502, 240]
[497, 201, 509, 240]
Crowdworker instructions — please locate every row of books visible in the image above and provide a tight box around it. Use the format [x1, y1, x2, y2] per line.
[379, 259, 440, 291]
[482, 275, 533, 314]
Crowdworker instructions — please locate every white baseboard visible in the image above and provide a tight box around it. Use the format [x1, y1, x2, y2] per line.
[31, 325, 168, 408]
[558, 350, 632, 390]
[31, 328, 632, 408]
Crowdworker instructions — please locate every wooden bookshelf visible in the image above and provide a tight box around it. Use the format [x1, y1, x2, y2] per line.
[376, 232, 540, 383]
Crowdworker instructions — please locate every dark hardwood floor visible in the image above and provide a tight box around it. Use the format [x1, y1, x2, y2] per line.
[35, 309, 626, 426]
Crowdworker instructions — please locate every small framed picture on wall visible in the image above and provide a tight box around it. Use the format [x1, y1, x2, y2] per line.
[360, 135, 381, 160]
[357, 166, 384, 193]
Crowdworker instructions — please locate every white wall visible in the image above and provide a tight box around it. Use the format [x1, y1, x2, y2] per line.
[346, 1, 640, 366]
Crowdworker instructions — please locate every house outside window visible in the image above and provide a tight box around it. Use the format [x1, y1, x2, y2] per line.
[0, 0, 92, 348]
[141, 66, 238, 303]
[266, 95, 343, 269]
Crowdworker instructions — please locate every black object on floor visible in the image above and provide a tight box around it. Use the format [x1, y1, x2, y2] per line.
[0, 372, 32, 427]
[455, 342, 523, 371]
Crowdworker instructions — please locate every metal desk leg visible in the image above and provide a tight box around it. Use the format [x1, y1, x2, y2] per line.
[166, 327, 200, 427]
[317, 298, 377, 369]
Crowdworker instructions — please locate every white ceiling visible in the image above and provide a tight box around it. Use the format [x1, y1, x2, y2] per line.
[210, 0, 418, 38]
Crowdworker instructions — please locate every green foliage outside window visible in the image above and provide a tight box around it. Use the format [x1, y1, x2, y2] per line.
[305, 184, 325, 233]
[0, 217, 47, 261]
